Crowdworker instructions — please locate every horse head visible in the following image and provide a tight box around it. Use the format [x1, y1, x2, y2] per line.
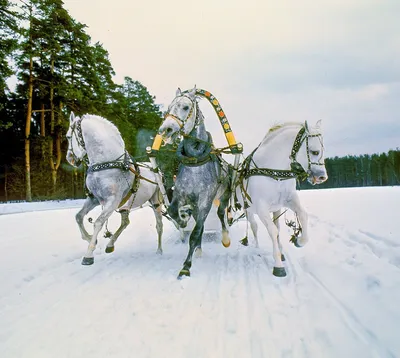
[158, 86, 198, 145]
[66, 112, 87, 167]
[295, 120, 328, 185]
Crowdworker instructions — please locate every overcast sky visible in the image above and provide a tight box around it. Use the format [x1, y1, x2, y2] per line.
[62, 0, 400, 158]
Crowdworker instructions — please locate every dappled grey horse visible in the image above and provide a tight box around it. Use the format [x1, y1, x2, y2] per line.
[157, 86, 231, 278]
[66, 113, 164, 265]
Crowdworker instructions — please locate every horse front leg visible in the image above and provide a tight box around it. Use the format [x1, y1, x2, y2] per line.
[286, 193, 309, 247]
[105, 209, 130, 254]
[76, 195, 99, 243]
[178, 219, 205, 279]
[258, 205, 286, 277]
[168, 197, 189, 242]
[82, 198, 119, 265]
[240, 209, 259, 247]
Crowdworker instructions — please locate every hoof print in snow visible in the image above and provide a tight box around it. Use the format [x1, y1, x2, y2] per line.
[82, 257, 94, 265]
[105, 246, 114, 254]
[273, 267, 287, 277]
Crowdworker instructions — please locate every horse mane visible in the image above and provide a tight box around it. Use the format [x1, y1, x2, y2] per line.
[81, 114, 125, 147]
[261, 122, 303, 144]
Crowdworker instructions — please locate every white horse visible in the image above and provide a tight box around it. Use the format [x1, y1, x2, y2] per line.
[66, 113, 164, 265]
[237, 120, 328, 277]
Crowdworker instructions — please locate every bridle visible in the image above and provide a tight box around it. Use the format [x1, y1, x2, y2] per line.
[290, 126, 325, 178]
[163, 93, 201, 134]
[67, 118, 88, 167]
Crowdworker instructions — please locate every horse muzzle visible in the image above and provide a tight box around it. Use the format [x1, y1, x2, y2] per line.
[308, 173, 328, 185]
[66, 152, 82, 168]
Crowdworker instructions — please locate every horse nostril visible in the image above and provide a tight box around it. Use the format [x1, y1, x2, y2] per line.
[319, 176, 326, 182]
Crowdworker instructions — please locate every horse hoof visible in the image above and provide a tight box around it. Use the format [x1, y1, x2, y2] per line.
[178, 269, 190, 279]
[82, 257, 94, 265]
[240, 237, 249, 246]
[273, 267, 287, 277]
[281, 253, 286, 261]
[290, 237, 302, 248]
[222, 238, 230, 248]
[105, 246, 114, 254]
[156, 248, 163, 255]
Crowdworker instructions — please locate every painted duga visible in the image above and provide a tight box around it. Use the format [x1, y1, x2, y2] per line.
[157, 86, 232, 278]
[66, 113, 164, 265]
[237, 121, 328, 277]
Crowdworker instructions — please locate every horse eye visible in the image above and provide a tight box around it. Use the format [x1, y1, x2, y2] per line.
[311, 150, 319, 156]
[183, 105, 189, 111]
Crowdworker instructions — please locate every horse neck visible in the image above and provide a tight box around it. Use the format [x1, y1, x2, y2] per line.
[252, 126, 300, 170]
[183, 117, 209, 157]
[81, 119, 125, 163]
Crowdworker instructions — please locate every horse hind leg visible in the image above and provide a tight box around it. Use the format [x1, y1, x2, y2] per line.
[76, 195, 99, 243]
[105, 209, 130, 254]
[217, 196, 230, 248]
[258, 208, 286, 277]
[240, 209, 259, 247]
[273, 209, 285, 261]
[150, 200, 164, 255]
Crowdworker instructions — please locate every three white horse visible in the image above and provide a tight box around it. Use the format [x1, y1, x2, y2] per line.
[236, 120, 328, 277]
[66, 113, 164, 265]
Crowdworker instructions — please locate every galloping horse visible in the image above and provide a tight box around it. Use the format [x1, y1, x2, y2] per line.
[157, 86, 231, 278]
[66, 113, 164, 265]
[237, 120, 328, 277]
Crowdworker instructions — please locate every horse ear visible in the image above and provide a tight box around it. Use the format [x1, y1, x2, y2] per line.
[315, 119, 322, 129]
[176, 88, 182, 96]
[304, 120, 309, 133]
[69, 112, 75, 123]
[188, 85, 197, 98]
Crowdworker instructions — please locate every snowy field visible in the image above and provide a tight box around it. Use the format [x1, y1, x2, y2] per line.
[0, 186, 399, 358]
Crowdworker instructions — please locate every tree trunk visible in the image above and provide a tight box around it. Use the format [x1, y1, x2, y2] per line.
[25, 54, 33, 202]
[4, 164, 8, 202]
[48, 57, 61, 194]
[40, 103, 46, 157]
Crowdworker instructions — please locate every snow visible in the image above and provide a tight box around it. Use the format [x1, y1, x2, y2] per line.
[0, 186, 399, 358]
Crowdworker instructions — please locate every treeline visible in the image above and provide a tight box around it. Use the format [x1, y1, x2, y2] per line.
[299, 150, 400, 190]
[1, 1, 398, 203]
[0, 0, 163, 202]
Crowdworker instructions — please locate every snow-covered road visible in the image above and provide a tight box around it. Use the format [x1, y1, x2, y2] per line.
[1, 187, 399, 358]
